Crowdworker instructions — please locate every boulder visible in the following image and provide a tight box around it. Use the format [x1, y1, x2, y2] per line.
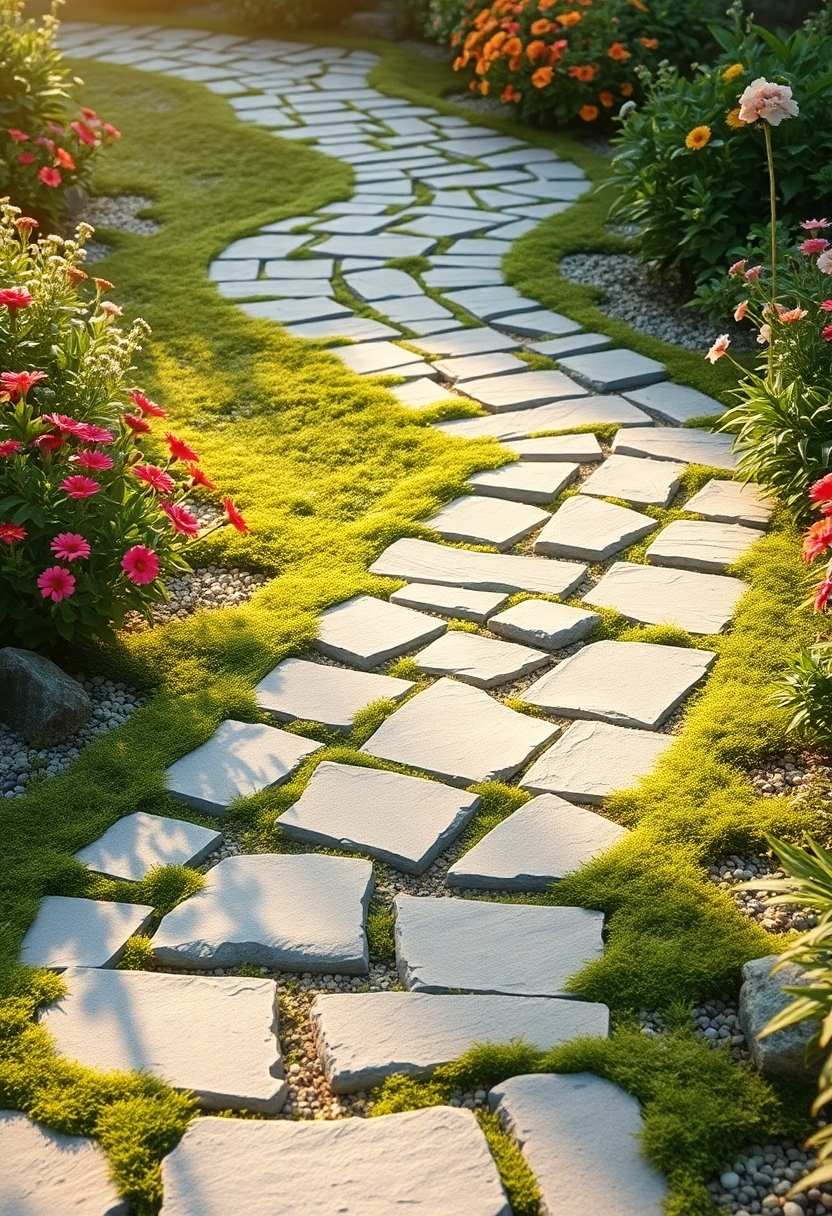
[0, 648, 92, 746]
[739, 956, 820, 1077]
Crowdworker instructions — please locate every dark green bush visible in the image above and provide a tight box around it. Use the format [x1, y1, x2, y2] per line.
[233, 0, 364, 30]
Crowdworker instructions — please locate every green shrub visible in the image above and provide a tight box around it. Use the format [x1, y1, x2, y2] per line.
[775, 644, 832, 747]
[233, 0, 363, 29]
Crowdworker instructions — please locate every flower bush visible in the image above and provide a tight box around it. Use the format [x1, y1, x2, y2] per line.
[0, 204, 248, 650]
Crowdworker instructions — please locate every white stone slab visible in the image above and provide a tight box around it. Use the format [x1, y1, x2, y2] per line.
[0, 1111, 128, 1216]
[459, 370, 587, 413]
[522, 640, 716, 729]
[263, 257, 335, 278]
[529, 332, 612, 358]
[413, 630, 548, 689]
[469, 462, 578, 504]
[426, 496, 550, 549]
[332, 341, 425, 376]
[521, 719, 675, 803]
[316, 234, 436, 259]
[218, 279, 329, 300]
[370, 538, 586, 597]
[311, 991, 609, 1091]
[19, 896, 154, 971]
[240, 297, 351, 325]
[583, 561, 748, 634]
[314, 595, 446, 669]
[382, 296, 455, 325]
[209, 258, 260, 281]
[612, 427, 738, 471]
[75, 812, 222, 881]
[276, 761, 479, 873]
[443, 286, 541, 321]
[557, 349, 666, 392]
[645, 519, 762, 573]
[361, 678, 556, 786]
[158, 1107, 511, 1216]
[284, 316, 399, 342]
[504, 179, 591, 201]
[255, 657, 413, 731]
[683, 478, 773, 529]
[447, 793, 628, 890]
[433, 352, 528, 383]
[505, 433, 604, 462]
[166, 719, 322, 815]
[488, 599, 599, 650]
[153, 853, 373, 973]
[390, 582, 509, 623]
[42, 968, 287, 1113]
[579, 454, 685, 508]
[534, 495, 657, 562]
[344, 268, 423, 301]
[424, 267, 505, 289]
[396, 214, 495, 239]
[622, 381, 725, 424]
[218, 235, 307, 259]
[388, 377, 457, 409]
[394, 895, 604, 996]
[410, 328, 520, 356]
[312, 214, 396, 235]
[437, 396, 649, 440]
[494, 310, 583, 338]
[490, 1074, 668, 1216]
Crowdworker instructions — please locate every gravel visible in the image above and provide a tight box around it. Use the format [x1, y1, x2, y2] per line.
[707, 852, 818, 935]
[708, 1142, 832, 1215]
[78, 195, 161, 237]
[122, 566, 267, 632]
[639, 1001, 748, 1059]
[750, 753, 825, 799]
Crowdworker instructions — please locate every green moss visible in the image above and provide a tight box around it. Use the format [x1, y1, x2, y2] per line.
[117, 935, 156, 971]
[366, 898, 396, 965]
[476, 1109, 541, 1216]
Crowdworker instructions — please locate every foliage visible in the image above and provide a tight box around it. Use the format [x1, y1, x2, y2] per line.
[232, 0, 363, 30]
[476, 1109, 541, 1216]
[776, 645, 832, 749]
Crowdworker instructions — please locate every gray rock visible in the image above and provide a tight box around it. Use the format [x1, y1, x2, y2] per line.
[263, 257, 335, 279]
[218, 234, 308, 259]
[315, 234, 436, 259]
[284, 316, 400, 342]
[333, 341, 432, 377]
[436, 396, 650, 440]
[583, 561, 749, 634]
[434, 352, 528, 383]
[492, 309, 583, 338]
[612, 427, 738, 471]
[739, 957, 820, 1077]
[622, 382, 725, 424]
[458, 370, 587, 413]
[388, 378, 457, 409]
[312, 214, 396, 235]
[0, 647, 92, 746]
[534, 495, 657, 562]
[344, 268, 423, 301]
[411, 327, 520, 356]
[396, 214, 494, 239]
[468, 461, 578, 504]
[240, 297, 351, 325]
[394, 894, 605, 996]
[443, 286, 543, 321]
[74, 811, 222, 882]
[391, 582, 509, 623]
[19, 896, 154, 971]
[504, 433, 603, 462]
[557, 349, 666, 392]
[209, 258, 260, 281]
[0, 1111, 128, 1216]
[488, 599, 599, 650]
[314, 595, 446, 669]
[528, 332, 612, 358]
[504, 178, 591, 200]
[436, 135, 524, 158]
[370, 538, 586, 597]
[381, 297, 455, 326]
[579, 454, 686, 509]
[255, 656, 413, 732]
[425, 496, 550, 550]
[521, 719, 675, 803]
[413, 630, 548, 688]
[424, 267, 505, 289]
[682, 479, 773, 529]
[42, 967, 287, 1113]
[645, 520, 762, 573]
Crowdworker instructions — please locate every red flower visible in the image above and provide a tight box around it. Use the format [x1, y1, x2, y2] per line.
[60, 475, 100, 500]
[122, 545, 159, 585]
[815, 577, 832, 612]
[75, 423, 114, 445]
[165, 432, 200, 463]
[133, 463, 176, 494]
[0, 288, 33, 311]
[187, 464, 217, 490]
[0, 522, 26, 545]
[803, 518, 832, 561]
[103, 123, 121, 140]
[38, 167, 61, 188]
[37, 565, 75, 602]
[0, 440, 22, 457]
[800, 238, 830, 256]
[30, 433, 63, 454]
[129, 390, 167, 418]
[50, 532, 90, 561]
[159, 500, 200, 537]
[81, 107, 99, 122]
[73, 450, 113, 471]
[224, 497, 249, 533]
[124, 413, 151, 435]
[823, 324, 832, 342]
[1, 370, 46, 399]
[16, 152, 34, 165]
[42, 412, 85, 435]
[821, 300, 832, 312]
[809, 473, 832, 505]
[7, 129, 28, 142]
[14, 217, 37, 232]
[55, 147, 76, 171]
[70, 120, 99, 147]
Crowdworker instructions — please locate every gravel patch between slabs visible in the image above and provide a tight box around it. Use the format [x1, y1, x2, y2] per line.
[708, 1141, 832, 1216]
[78, 194, 161, 236]
[123, 566, 267, 631]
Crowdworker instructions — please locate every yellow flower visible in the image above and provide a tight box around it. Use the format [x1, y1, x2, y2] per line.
[685, 125, 712, 149]
[722, 62, 744, 82]
[725, 107, 743, 129]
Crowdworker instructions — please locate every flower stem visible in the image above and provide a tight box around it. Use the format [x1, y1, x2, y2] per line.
[764, 122, 777, 304]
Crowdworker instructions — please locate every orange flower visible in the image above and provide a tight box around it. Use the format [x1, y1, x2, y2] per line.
[480, 79, 490, 94]
[607, 41, 631, 60]
[451, 31, 462, 46]
[484, 30, 507, 54]
[509, 54, 523, 69]
[476, 57, 490, 74]
[556, 10, 583, 24]
[538, 0, 557, 8]
[577, 0, 593, 6]
[501, 84, 522, 103]
[548, 38, 568, 63]
[640, 36, 659, 48]
[685, 124, 711, 149]
[599, 91, 614, 107]
[579, 104, 599, 121]
[568, 64, 597, 81]
[725, 107, 743, 129]
[503, 35, 522, 55]
[526, 38, 547, 60]
[620, 81, 634, 96]
[530, 17, 551, 32]
[776, 304, 808, 323]
[627, 0, 648, 9]
[453, 54, 467, 70]
[531, 65, 554, 87]
[722, 62, 744, 81]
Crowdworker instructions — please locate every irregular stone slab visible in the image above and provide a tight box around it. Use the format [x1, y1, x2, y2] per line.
[312, 991, 609, 1092]
[447, 793, 627, 890]
[218, 234, 307, 259]
[158, 1106, 511, 1216]
[240, 297, 351, 325]
[218, 279, 330, 300]
[506, 433, 603, 462]
[255, 657, 413, 732]
[0, 647, 92, 746]
[426, 496, 550, 550]
[381, 296, 455, 326]
[521, 719, 674, 803]
[332, 341, 427, 376]
[263, 257, 336, 279]
[682, 478, 773, 529]
[413, 630, 547, 689]
[315, 234, 436, 259]
[396, 214, 495, 239]
[612, 426, 738, 471]
[488, 599, 599, 651]
[277, 761, 479, 873]
[314, 595, 446, 669]
[42, 967, 287, 1113]
[622, 381, 725, 424]
[410, 328, 519, 356]
[468, 461, 578, 504]
[388, 377, 457, 409]
[370, 538, 586, 597]
[490, 1074, 668, 1216]
[522, 640, 716, 729]
[209, 258, 260, 281]
[434, 352, 528, 383]
[284, 316, 399, 342]
[529, 332, 612, 358]
[391, 582, 509, 623]
[504, 178, 591, 200]
[534, 496, 657, 562]
[0, 1111, 128, 1216]
[344, 267, 423, 301]
[557, 349, 666, 392]
[443, 286, 541, 320]
[579, 454, 685, 508]
[75, 811, 222, 882]
[493, 309, 582, 338]
[438, 396, 650, 440]
[394, 895, 604, 996]
[424, 267, 505, 289]
[166, 719, 322, 815]
[583, 561, 748, 634]
[361, 678, 557, 786]
[437, 134, 524, 157]
[19, 896, 154, 971]
[153, 853, 373, 973]
[312, 214, 396, 235]
[645, 519, 762, 574]
[459, 370, 587, 413]
[739, 957, 819, 1077]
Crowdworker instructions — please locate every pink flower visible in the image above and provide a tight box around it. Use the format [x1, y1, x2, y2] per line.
[745, 265, 763, 281]
[42, 412, 84, 435]
[815, 577, 832, 612]
[810, 473, 832, 505]
[821, 300, 832, 311]
[7, 129, 28, 142]
[1, 370, 46, 399]
[50, 532, 90, 561]
[0, 288, 33, 311]
[124, 413, 151, 435]
[819, 250, 832, 275]
[728, 259, 747, 278]
[0, 522, 26, 545]
[16, 152, 34, 165]
[37, 565, 75, 602]
[823, 324, 832, 342]
[757, 323, 772, 344]
[737, 77, 799, 126]
[705, 334, 730, 363]
[0, 440, 22, 457]
[159, 500, 199, 537]
[60, 475, 100, 499]
[133, 464, 175, 494]
[122, 545, 159, 585]
[734, 300, 749, 321]
[38, 167, 61, 188]
[75, 423, 114, 445]
[800, 238, 829, 256]
[70, 120, 99, 147]
[73, 449, 113, 471]
[103, 123, 121, 140]
[802, 218, 830, 230]
[30, 434, 63, 454]
[128, 390, 167, 418]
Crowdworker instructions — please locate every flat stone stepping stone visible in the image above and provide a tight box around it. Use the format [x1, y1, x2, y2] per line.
[583, 561, 748, 634]
[557, 349, 666, 392]
[489, 1074, 668, 1216]
[0, 1111, 128, 1216]
[311, 991, 609, 1092]
[469, 461, 578, 504]
[218, 234, 308, 259]
[493, 309, 582, 338]
[152, 853, 374, 973]
[683, 478, 773, 528]
[344, 267, 423, 301]
[361, 677, 556, 786]
[521, 720, 675, 803]
[459, 370, 587, 413]
[410, 328, 519, 356]
[284, 316, 399, 342]
[579, 453, 685, 508]
[240, 297, 351, 325]
[314, 594, 446, 669]
[505, 433, 603, 462]
[158, 1106, 511, 1216]
[426, 496, 550, 550]
[166, 719, 322, 815]
[370, 538, 586, 597]
[255, 657, 413, 732]
[447, 793, 628, 890]
[394, 895, 604, 996]
[396, 214, 495, 239]
[522, 639, 715, 729]
[623, 381, 725, 424]
[391, 582, 509, 623]
[388, 377, 456, 409]
[534, 496, 657, 562]
[74, 811, 222, 881]
[645, 519, 762, 574]
[424, 267, 505, 289]
[316, 234, 436, 259]
[42, 967, 287, 1114]
[612, 426, 738, 471]
[19, 895, 154, 971]
[276, 761, 479, 873]
[438, 396, 649, 440]
[312, 214, 396, 235]
[504, 178, 591, 201]
[488, 600, 599, 650]
[434, 352, 528, 382]
[332, 341, 430, 377]
[443, 286, 542, 321]
[413, 630, 547, 689]
[529, 332, 612, 358]
[263, 257, 336, 278]
[382, 297, 455, 326]
[209, 258, 260, 281]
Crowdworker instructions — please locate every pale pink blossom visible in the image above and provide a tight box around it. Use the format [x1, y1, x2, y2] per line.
[819, 249, 832, 275]
[728, 259, 747, 278]
[757, 323, 772, 344]
[737, 77, 799, 126]
[745, 265, 763, 281]
[734, 300, 749, 322]
[705, 334, 730, 363]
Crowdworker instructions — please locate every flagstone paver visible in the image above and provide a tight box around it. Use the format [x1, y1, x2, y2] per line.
[394, 894, 605, 996]
[389, 377, 458, 409]
[612, 427, 738, 470]
[433, 352, 528, 382]
[645, 519, 762, 573]
[488, 599, 600, 650]
[529, 332, 612, 358]
[19, 895, 154, 971]
[534, 495, 657, 562]
[255, 657, 413, 731]
[42, 968, 287, 1113]
[276, 761, 480, 873]
[370, 537, 587, 596]
[437, 396, 651, 441]
[332, 342, 434, 378]
[344, 268, 424, 300]
[313, 595, 446, 669]
[410, 328, 520, 356]
[467, 460, 578, 503]
[557, 349, 666, 392]
[152, 853, 374, 973]
[683, 478, 774, 528]
[521, 720, 675, 803]
[442, 285, 544, 320]
[583, 561, 749, 634]
[390, 582, 509, 623]
[0, 1111, 128, 1216]
[311, 991, 609, 1091]
[412, 630, 548, 688]
[74, 811, 222, 881]
[457, 369, 587, 412]
[240, 297, 350, 325]
[522, 640, 716, 729]
[505, 433, 603, 462]
[579, 453, 685, 508]
[622, 382, 726, 424]
[284, 316, 399, 342]
[166, 719, 322, 815]
[425, 495, 550, 549]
